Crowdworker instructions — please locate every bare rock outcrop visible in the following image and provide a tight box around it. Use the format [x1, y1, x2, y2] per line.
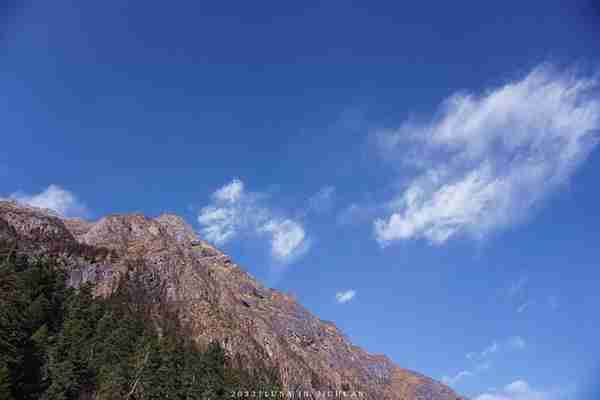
[0, 200, 464, 400]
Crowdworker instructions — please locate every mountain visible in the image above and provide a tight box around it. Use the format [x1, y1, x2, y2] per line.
[0, 200, 464, 400]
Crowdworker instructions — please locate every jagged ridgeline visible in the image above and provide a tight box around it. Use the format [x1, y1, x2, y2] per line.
[0, 246, 282, 400]
[0, 201, 464, 400]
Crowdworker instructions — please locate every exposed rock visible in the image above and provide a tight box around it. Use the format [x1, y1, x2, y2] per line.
[0, 217, 17, 251]
[0, 200, 464, 400]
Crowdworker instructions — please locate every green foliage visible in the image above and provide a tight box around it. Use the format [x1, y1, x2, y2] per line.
[0, 252, 282, 399]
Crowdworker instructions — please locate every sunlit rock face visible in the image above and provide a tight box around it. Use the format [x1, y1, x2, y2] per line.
[0, 200, 464, 400]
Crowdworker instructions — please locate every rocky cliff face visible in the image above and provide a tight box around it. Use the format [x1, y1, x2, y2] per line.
[0, 200, 463, 400]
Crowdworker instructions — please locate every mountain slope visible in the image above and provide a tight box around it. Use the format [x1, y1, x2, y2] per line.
[0, 200, 463, 400]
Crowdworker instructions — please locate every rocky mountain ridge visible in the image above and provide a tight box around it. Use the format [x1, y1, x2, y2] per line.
[0, 200, 464, 400]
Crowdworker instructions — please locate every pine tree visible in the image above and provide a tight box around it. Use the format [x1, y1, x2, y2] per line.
[0, 363, 15, 400]
[46, 283, 98, 400]
[202, 341, 227, 399]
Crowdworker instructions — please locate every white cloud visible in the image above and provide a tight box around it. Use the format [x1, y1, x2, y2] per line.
[447, 337, 526, 388]
[213, 178, 244, 203]
[508, 336, 527, 350]
[373, 64, 600, 245]
[504, 276, 559, 313]
[197, 179, 309, 263]
[468, 337, 526, 362]
[481, 341, 499, 358]
[307, 186, 336, 214]
[442, 370, 473, 386]
[467, 341, 499, 361]
[335, 289, 356, 304]
[259, 219, 309, 262]
[197, 179, 252, 245]
[517, 301, 532, 313]
[8, 185, 88, 218]
[475, 380, 568, 400]
[443, 362, 490, 386]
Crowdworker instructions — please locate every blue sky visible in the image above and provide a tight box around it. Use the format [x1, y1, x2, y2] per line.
[2, 1, 600, 398]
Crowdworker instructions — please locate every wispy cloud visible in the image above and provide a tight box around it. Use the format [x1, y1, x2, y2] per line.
[517, 301, 533, 314]
[197, 179, 310, 263]
[467, 340, 500, 362]
[475, 380, 571, 400]
[306, 186, 336, 214]
[443, 362, 490, 386]
[373, 64, 600, 246]
[446, 337, 526, 387]
[507, 336, 527, 350]
[508, 276, 529, 300]
[7, 185, 88, 218]
[442, 370, 474, 386]
[335, 289, 356, 304]
[468, 337, 527, 361]
[503, 276, 559, 314]
[482, 341, 499, 357]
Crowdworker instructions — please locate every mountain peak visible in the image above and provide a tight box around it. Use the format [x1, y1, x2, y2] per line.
[0, 200, 464, 400]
